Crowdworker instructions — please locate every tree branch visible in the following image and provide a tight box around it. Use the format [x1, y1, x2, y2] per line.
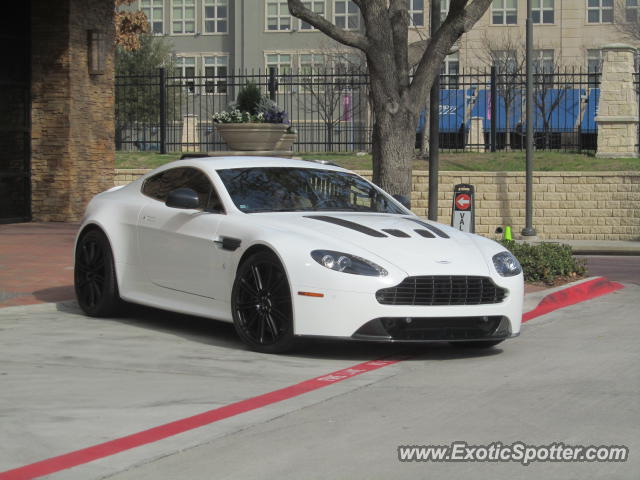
[409, 0, 492, 105]
[287, 0, 369, 51]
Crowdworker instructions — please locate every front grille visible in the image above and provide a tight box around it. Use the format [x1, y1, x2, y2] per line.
[376, 276, 507, 306]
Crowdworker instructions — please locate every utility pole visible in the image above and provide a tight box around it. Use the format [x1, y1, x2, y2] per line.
[428, 0, 441, 221]
[522, 0, 537, 237]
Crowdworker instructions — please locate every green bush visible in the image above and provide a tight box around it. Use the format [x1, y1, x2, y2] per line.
[236, 82, 263, 115]
[500, 240, 587, 284]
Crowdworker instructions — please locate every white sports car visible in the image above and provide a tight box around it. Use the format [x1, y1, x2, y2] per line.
[74, 156, 523, 353]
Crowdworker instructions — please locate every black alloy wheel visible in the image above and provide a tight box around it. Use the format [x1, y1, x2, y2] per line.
[231, 251, 295, 353]
[74, 229, 122, 317]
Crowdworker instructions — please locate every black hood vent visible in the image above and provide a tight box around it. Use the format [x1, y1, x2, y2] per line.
[382, 229, 410, 238]
[404, 217, 450, 238]
[304, 216, 387, 237]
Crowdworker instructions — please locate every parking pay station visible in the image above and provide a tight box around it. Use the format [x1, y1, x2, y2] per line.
[451, 184, 475, 233]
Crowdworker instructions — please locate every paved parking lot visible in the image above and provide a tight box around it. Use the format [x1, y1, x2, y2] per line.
[1, 222, 638, 479]
[0, 281, 637, 480]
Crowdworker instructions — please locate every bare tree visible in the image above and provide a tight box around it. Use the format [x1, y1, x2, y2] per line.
[298, 48, 370, 151]
[479, 31, 525, 151]
[615, 0, 640, 44]
[287, 0, 493, 199]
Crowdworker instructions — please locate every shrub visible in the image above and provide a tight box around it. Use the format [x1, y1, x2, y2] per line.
[236, 82, 263, 115]
[500, 240, 587, 284]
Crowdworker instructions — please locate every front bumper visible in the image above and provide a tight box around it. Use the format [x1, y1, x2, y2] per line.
[291, 275, 524, 340]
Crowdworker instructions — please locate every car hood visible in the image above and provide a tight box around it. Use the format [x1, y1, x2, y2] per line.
[248, 212, 493, 277]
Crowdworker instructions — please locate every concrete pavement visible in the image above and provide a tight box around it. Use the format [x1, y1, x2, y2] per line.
[0, 281, 636, 480]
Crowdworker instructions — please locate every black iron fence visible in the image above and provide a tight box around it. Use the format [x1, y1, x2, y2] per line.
[115, 67, 607, 154]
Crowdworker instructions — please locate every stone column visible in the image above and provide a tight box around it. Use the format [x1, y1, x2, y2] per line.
[31, 0, 116, 221]
[465, 117, 486, 152]
[181, 115, 200, 152]
[595, 44, 639, 158]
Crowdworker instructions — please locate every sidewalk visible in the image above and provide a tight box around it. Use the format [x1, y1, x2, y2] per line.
[0, 222, 637, 308]
[0, 222, 77, 307]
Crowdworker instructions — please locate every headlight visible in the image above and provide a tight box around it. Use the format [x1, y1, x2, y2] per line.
[492, 251, 522, 277]
[311, 250, 388, 277]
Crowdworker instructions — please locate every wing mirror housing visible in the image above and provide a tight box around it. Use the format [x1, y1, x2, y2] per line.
[165, 188, 200, 209]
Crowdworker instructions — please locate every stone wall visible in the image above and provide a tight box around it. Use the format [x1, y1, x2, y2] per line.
[31, 0, 115, 221]
[115, 169, 640, 241]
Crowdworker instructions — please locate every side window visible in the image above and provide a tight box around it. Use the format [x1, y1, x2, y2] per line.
[142, 167, 224, 213]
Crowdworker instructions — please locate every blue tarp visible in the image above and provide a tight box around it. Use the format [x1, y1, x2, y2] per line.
[418, 88, 601, 134]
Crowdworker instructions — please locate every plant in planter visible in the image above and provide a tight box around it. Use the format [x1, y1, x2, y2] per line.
[213, 82, 295, 151]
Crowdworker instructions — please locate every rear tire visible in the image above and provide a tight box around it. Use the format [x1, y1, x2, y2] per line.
[74, 229, 122, 317]
[231, 251, 295, 354]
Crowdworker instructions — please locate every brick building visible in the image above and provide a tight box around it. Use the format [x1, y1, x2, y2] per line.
[0, 0, 116, 224]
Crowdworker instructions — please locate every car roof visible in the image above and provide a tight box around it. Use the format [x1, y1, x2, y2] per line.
[167, 156, 350, 175]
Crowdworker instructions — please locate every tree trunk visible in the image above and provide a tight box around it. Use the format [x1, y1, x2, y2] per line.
[370, 106, 416, 201]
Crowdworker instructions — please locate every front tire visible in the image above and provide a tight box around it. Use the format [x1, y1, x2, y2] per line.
[74, 229, 122, 317]
[231, 251, 295, 354]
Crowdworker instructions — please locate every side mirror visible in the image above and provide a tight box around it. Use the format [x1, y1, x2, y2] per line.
[165, 188, 200, 210]
[392, 194, 411, 209]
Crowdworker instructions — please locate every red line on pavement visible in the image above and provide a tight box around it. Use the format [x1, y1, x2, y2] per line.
[0, 276, 624, 479]
[0, 359, 403, 480]
[522, 276, 624, 323]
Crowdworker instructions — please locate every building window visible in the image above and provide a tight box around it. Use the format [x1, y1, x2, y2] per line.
[266, 0, 292, 30]
[140, 0, 164, 34]
[587, 0, 613, 23]
[175, 56, 196, 93]
[172, 0, 196, 34]
[300, 1, 325, 30]
[533, 49, 554, 73]
[626, 0, 640, 22]
[441, 52, 459, 89]
[266, 53, 292, 92]
[335, 1, 360, 30]
[587, 49, 603, 84]
[300, 53, 325, 88]
[409, 0, 424, 27]
[532, 0, 554, 23]
[493, 50, 518, 74]
[266, 53, 293, 74]
[204, 0, 227, 33]
[204, 56, 228, 94]
[492, 0, 517, 25]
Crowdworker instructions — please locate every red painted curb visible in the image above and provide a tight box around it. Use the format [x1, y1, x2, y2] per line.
[522, 276, 624, 323]
[0, 358, 402, 480]
[0, 277, 624, 479]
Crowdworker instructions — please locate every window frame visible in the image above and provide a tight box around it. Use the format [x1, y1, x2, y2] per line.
[140, 0, 165, 35]
[491, 0, 518, 25]
[174, 56, 197, 94]
[626, 0, 640, 22]
[171, 0, 196, 35]
[409, 0, 425, 27]
[203, 55, 229, 95]
[266, 0, 293, 31]
[532, 0, 555, 24]
[299, 0, 326, 30]
[334, 0, 360, 31]
[586, 0, 614, 24]
[141, 167, 226, 214]
[202, 0, 228, 34]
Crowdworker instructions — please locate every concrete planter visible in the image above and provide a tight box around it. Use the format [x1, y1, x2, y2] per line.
[215, 123, 289, 151]
[275, 132, 297, 151]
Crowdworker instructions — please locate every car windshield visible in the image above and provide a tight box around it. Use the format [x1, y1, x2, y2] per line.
[217, 167, 405, 214]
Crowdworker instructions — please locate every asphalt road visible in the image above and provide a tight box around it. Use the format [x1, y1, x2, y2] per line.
[0, 281, 637, 480]
[579, 255, 640, 285]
